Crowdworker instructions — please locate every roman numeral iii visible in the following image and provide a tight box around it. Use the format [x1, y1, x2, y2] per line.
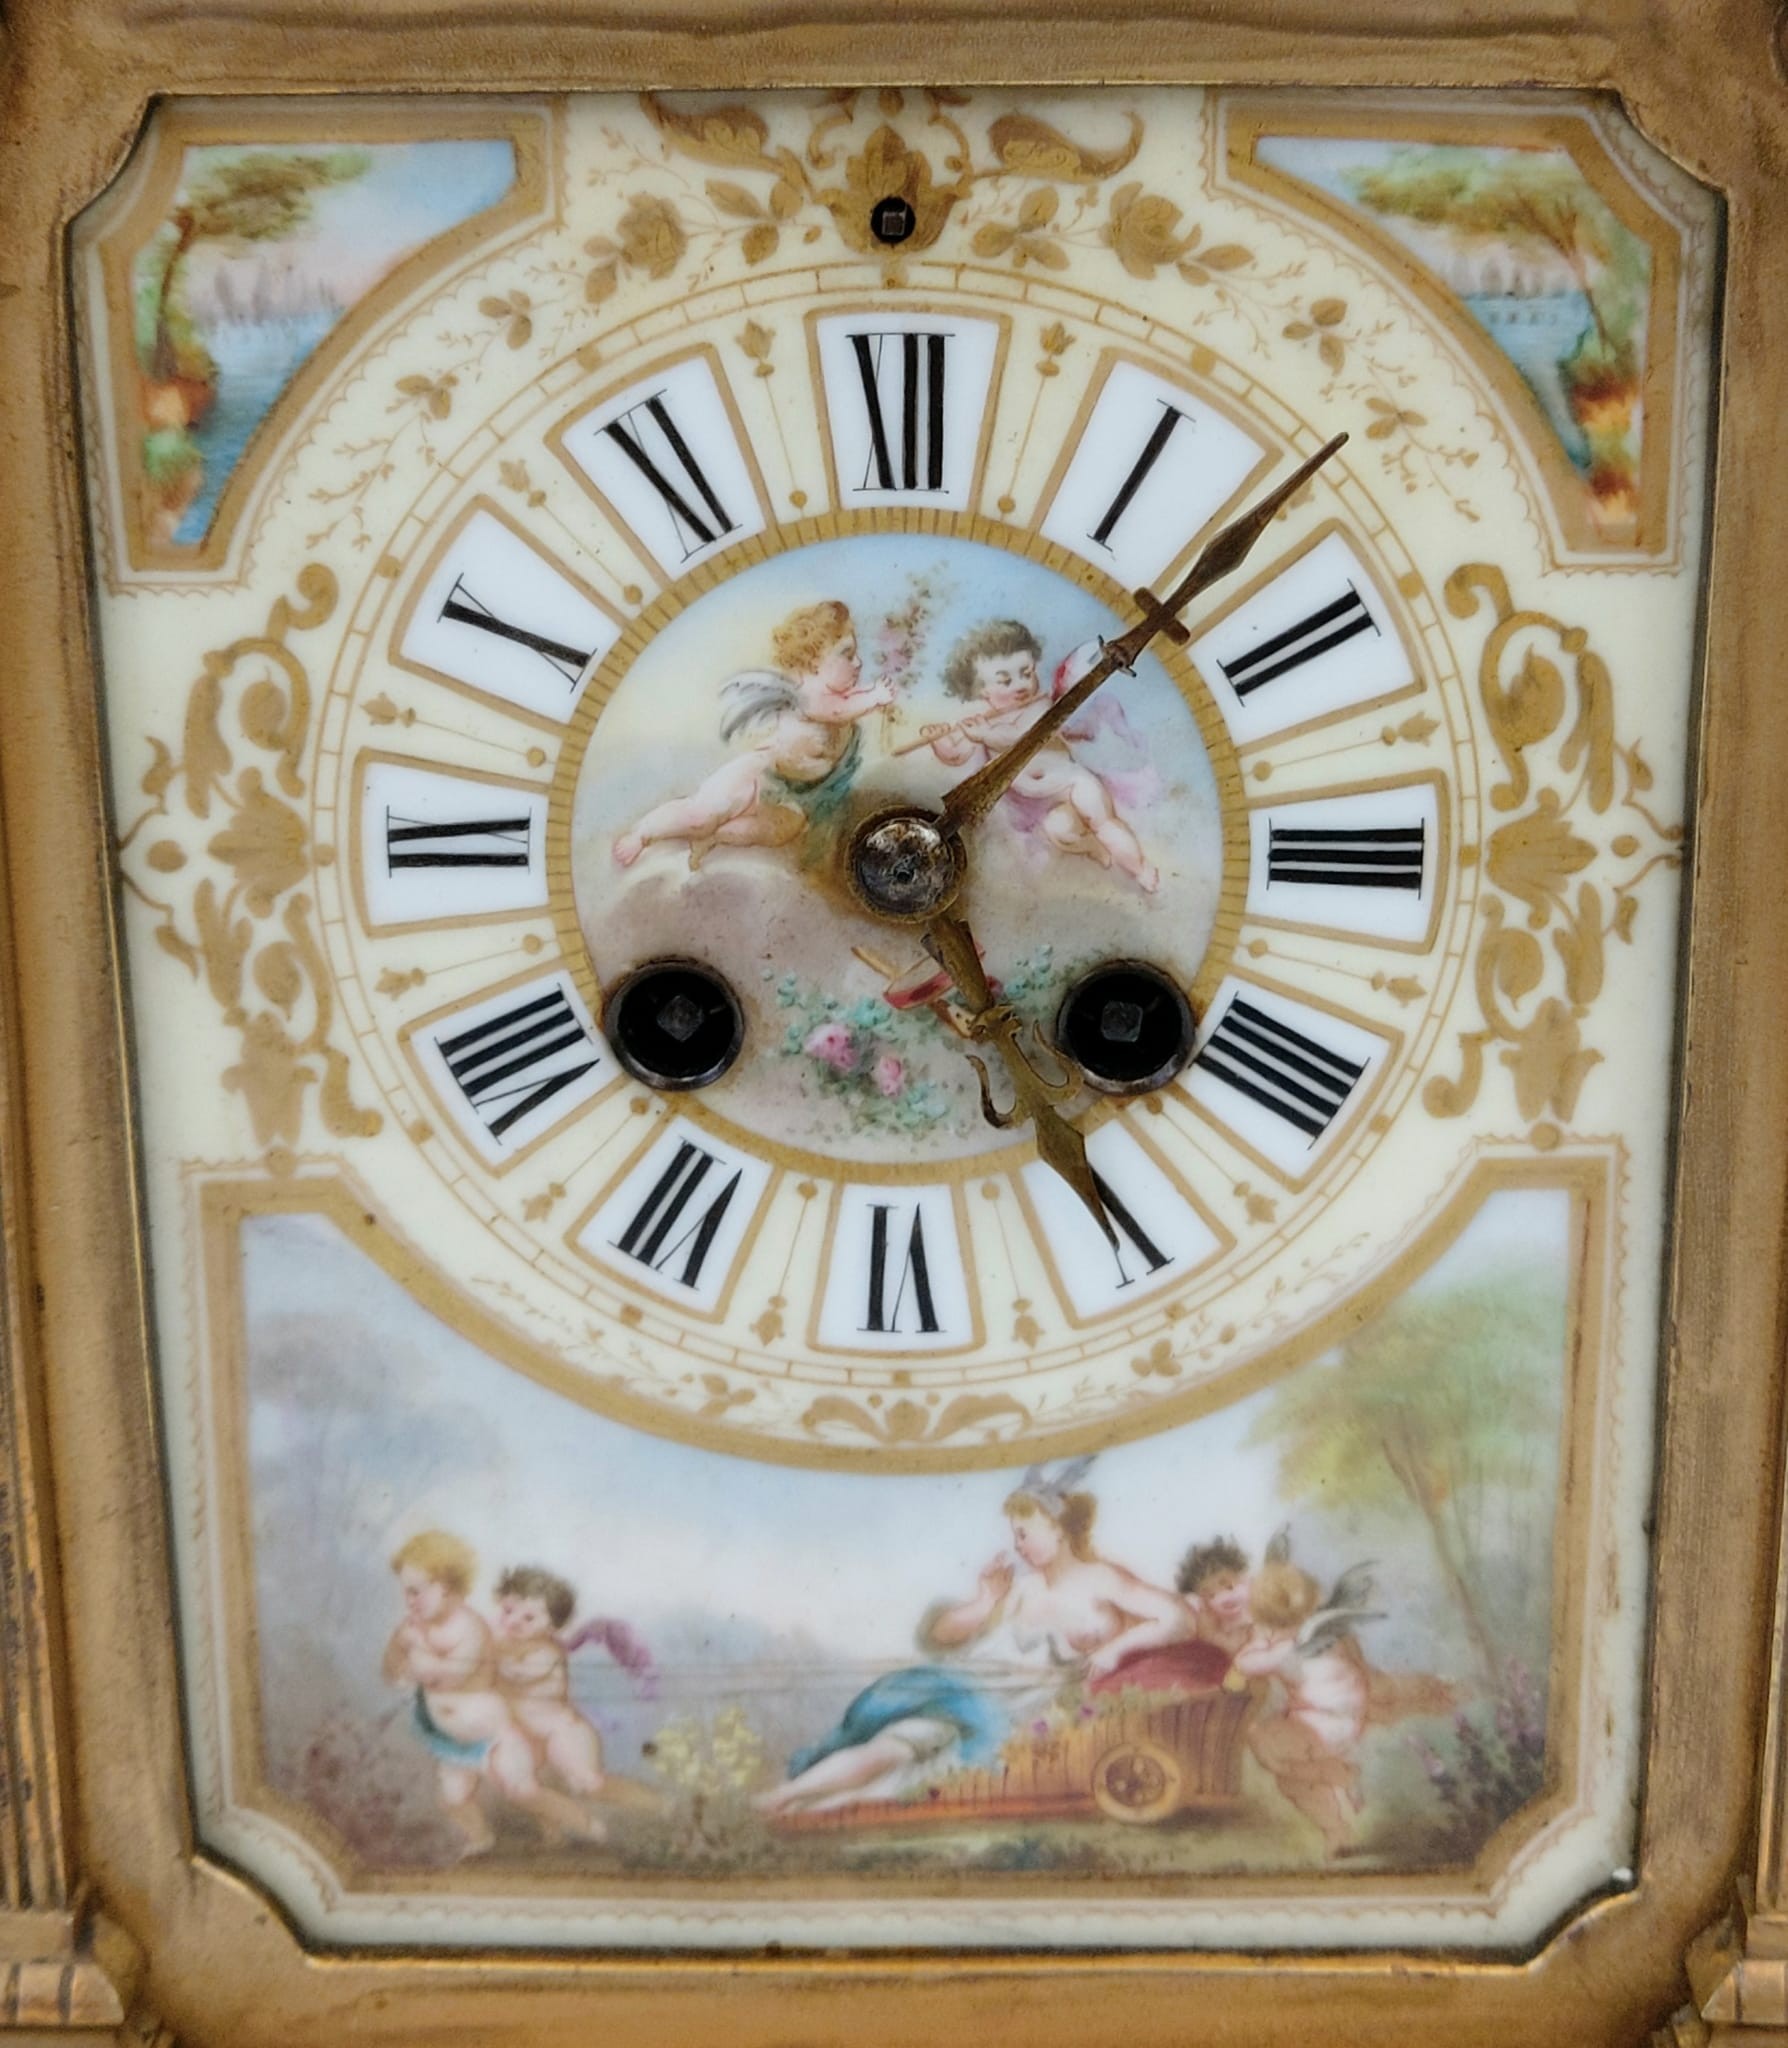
[1266, 821, 1426, 892]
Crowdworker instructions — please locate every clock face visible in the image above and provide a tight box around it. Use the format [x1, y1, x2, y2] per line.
[72, 85, 1716, 1949]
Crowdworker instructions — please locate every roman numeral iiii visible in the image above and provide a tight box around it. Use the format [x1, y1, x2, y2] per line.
[1195, 997, 1365, 1143]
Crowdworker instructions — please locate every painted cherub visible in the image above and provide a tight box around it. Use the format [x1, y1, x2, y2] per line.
[1175, 1535, 1256, 1660]
[1232, 1528, 1458, 1858]
[382, 1531, 603, 1854]
[491, 1563, 659, 1824]
[919, 621, 1159, 893]
[613, 599, 894, 870]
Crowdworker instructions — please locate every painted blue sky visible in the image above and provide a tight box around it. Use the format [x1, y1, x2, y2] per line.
[244, 1185, 1570, 1665]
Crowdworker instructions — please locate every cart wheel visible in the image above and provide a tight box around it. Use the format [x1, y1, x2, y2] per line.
[1091, 1738, 1184, 1824]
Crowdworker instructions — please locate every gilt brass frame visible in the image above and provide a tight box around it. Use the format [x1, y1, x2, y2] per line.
[1, 2, 1785, 2042]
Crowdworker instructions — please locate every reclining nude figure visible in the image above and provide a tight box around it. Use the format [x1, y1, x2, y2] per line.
[755, 1461, 1192, 1817]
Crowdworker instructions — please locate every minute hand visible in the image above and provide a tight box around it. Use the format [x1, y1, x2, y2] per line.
[938, 432, 1348, 837]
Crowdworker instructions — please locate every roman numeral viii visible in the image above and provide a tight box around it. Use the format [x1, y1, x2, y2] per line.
[849, 332, 948, 492]
[1195, 997, 1364, 1143]
[1219, 584, 1378, 700]
[611, 1139, 742, 1293]
[438, 989, 599, 1140]
[601, 394, 736, 557]
[437, 579, 596, 688]
[385, 810, 532, 871]
[1267, 821, 1425, 893]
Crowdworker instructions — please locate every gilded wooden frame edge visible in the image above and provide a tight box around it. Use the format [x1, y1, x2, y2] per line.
[0, 3, 1784, 2044]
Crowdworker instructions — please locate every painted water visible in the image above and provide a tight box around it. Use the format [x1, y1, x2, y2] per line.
[176, 309, 336, 543]
[1463, 291, 1595, 470]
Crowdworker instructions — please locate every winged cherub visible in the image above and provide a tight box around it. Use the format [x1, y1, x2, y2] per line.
[613, 600, 893, 870]
[1232, 1526, 1457, 1856]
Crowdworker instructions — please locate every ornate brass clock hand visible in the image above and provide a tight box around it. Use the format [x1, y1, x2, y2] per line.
[938, 433, 1349, 837]
[922, 909, 1117, 1248]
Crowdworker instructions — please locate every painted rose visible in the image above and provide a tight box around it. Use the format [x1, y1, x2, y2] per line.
[872, 1054, 905, 1098]
[803, 1021, 856, 1073]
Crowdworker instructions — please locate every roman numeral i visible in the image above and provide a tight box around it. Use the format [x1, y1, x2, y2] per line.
[1089, 400, 1188, 551]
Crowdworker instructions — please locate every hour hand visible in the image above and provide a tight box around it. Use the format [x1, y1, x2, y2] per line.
[923, 912, 1117, 1249]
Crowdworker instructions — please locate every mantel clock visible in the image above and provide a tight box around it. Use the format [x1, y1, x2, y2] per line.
[2, 6, 1786, 2047]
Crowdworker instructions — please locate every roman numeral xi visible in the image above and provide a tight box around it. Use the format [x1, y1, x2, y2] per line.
[601, 394, 737, 556]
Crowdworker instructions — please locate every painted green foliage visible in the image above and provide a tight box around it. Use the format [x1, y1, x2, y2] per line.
[1344, 147, 1650, 524]
[1247, 1266, 1566, 1853]
[133, 150, 371, 536]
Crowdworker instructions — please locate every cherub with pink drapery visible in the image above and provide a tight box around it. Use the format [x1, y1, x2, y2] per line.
[915, 622, 1162, 893]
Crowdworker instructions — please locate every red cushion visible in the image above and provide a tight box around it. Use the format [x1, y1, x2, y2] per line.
[1088, 1639, 1232, 1696]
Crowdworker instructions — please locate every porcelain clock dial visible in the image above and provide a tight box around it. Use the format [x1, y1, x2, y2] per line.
[71, 80, 1717, 1953]
[75, 90, 1709, 1473]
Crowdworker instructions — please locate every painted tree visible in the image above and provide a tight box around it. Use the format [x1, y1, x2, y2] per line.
[1245, 1270, 1567, 1691]
[143, 147, 372, 382]
[1346, 148, 1645, 363]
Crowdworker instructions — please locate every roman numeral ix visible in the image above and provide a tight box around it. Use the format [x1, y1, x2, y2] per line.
[1218, 585, 1378, 700]
[1196, 998, 1365, 1143]
[385, 810, 532, 871]
[612, 1140, 742, 1292]
[862, 1203, 941, 1334]
[437, 579, 595, 688]
[1267, 821, 1426, 893]
[849, 332, 948, 492]
[602, 394, 736, 555]
[438, 989, 598, 1141]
